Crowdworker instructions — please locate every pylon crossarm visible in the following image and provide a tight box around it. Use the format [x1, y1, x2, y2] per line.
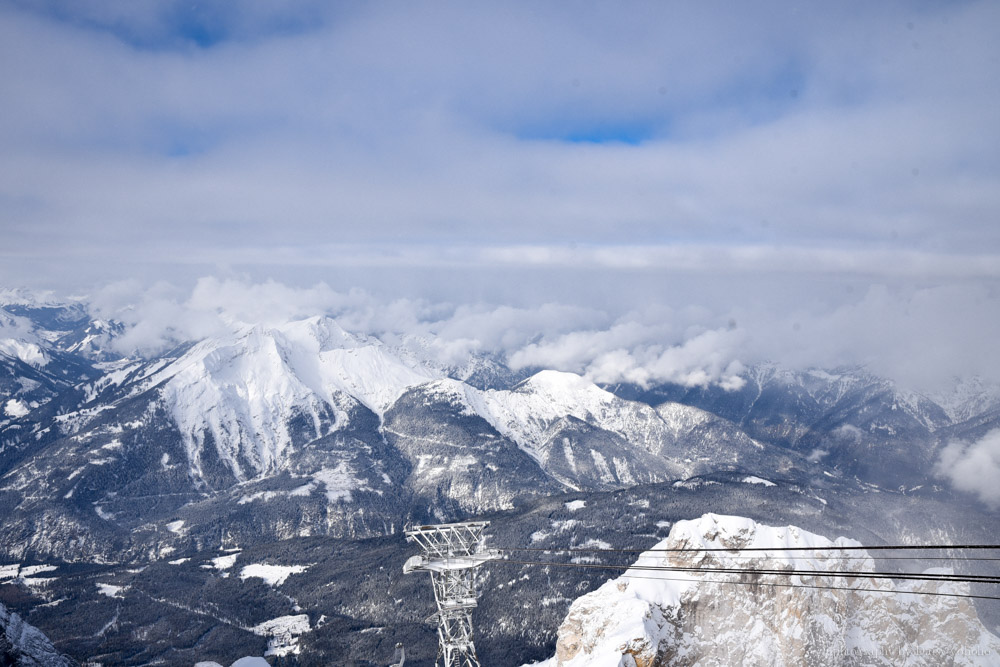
[404, 554, 495, 574]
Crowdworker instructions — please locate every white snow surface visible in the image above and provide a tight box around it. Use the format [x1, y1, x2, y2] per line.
[480, 371, 670, 459]
[206, 552, 240, 571]
[3, 399, 29, 418]
[239, 563, 309, 586]
[252, 614, 310, 656]
[420, 370, 713, 469]
[195, 659, 270, 667]
[111, 316, 752, 491]
[742, 475, 777, 486]
[96, 583, 123, 598]
[0, 338, 47, 367]
[530, 513, 1000, 666]
[152, 317, 435, 482]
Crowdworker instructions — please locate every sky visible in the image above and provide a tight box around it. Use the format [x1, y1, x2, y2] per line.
[1, 0, 999, 392]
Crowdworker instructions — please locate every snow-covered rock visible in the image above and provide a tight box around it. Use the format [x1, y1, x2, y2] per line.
[531, 514, 1000, 666]
[0, 601, 75, 666]
[143, 317, 434, 481]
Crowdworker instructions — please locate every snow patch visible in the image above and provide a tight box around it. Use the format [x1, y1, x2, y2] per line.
[96, 583, 124, 598]
[204, 552, 241, 572]
[576, 538, 612, 550]
[564, 499, 586, 512]
[0, 339, 47, 367]
[742, 475, 776, 487]
[252, 614, 310, 657]
[3, 399, 29, 418]
[239, 564, 310, 587]
[19, 565, 57, 577]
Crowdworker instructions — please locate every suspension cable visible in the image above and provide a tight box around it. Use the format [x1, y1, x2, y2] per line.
[502, 543, 1000, 554]
[491, 559, 1000, 602]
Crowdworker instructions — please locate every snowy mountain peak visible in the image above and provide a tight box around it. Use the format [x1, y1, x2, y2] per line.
[144, 317, 439, 484]
[518, 370, 615, 404]
[533, 514, 1000, 667]
[664, 513, 862, 566]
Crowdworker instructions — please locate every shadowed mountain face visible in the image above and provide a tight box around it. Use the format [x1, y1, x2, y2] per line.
[608, 365, 1000, 490]
[0, 601, 75, 667]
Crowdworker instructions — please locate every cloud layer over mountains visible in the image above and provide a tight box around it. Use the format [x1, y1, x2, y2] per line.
[74, 276, 1000, 394]
[1, 2, 998, 393]
[936, 429, 1000, 509]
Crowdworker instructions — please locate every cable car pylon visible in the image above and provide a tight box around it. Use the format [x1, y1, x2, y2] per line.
[403, 521, 499, 667]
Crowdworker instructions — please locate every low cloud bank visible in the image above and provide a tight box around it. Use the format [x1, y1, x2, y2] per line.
[69, 276, 1000, 394]
[935, 429, 1000, 509]
[85, 277, 745, 389]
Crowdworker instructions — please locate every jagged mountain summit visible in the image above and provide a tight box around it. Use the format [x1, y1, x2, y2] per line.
[528, 514, 1000, 667]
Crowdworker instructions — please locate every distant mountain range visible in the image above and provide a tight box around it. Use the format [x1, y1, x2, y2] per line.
[1, 291, 999, 664]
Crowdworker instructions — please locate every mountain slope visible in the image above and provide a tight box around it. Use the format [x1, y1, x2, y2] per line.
[610, 364, 970, 488]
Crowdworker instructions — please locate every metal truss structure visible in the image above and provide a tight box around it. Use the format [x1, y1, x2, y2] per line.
[403, 521, 499, 667]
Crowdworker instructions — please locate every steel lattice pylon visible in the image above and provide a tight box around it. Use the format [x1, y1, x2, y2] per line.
[403, 521, 499, 667]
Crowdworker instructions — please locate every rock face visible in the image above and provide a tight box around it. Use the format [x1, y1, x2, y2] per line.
[0, 601, 76, 667]
[532, 514, 1000, 667]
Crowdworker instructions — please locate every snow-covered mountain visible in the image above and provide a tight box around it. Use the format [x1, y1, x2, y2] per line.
[2, 293, 999, 563]
[609, 363, 1000, 489]
[529, 513, 1000, 666]
[2, 310, 833, 560]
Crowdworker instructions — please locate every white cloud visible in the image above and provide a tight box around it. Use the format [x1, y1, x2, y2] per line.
[509, 319, 747, 389]
[77, 276, 1000, 394]
[935, 429, 1000, 509]
[737, 283, 1000, 392]
[0, 1, 998, 286]
[81, 278, 747, 388]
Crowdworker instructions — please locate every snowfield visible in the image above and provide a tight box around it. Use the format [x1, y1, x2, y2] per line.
[252, 614, 311, 657]
[239, 563, 310, 586]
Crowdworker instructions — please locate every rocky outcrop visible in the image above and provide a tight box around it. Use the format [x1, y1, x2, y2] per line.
[1, 602, 76, 667]
[531, 514, 1000, 666]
